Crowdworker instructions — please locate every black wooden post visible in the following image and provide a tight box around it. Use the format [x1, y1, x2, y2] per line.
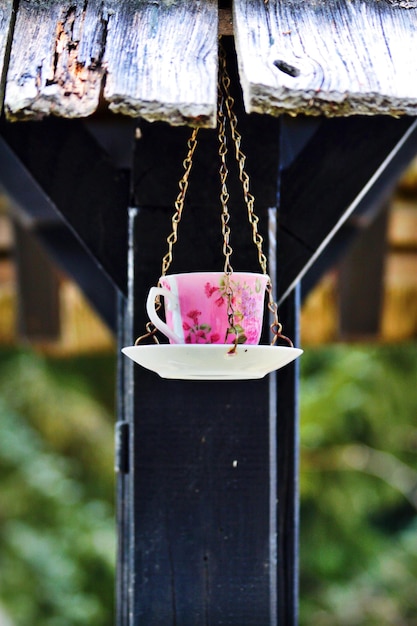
[276, 286, 300, 625]
[115, 291, 132, 626]
[121, 213, 299, 626]
[116, 39, 301, 625]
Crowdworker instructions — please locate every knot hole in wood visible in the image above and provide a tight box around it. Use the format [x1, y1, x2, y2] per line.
[273, 59, 300, 78]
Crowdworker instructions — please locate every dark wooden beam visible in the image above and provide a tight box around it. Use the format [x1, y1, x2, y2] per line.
[0, 135, 61, 228]
[122, 206, 299, 625]
[0, 116, 131, 294]
[0, 134, 119, 330]
[278, 115, 417, 301]
[115, 292, 131, 626]
[338, 205, 389, 339]
[36, 224, 118, 331]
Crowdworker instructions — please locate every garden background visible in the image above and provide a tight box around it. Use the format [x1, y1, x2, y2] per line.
[0, 341, 416, 626]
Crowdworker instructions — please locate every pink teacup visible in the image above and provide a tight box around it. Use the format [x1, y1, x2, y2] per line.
[146, 272, 270, 345]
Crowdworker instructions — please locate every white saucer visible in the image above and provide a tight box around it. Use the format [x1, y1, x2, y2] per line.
[122, 344, 303, 380]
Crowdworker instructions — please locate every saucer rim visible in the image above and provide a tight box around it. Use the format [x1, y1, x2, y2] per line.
[121, 344, 303, 380]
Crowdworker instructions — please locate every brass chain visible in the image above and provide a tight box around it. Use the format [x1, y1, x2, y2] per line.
[161, 128, 199, 277]
[136, 43, 292, 348]
[218, 95, 233, 276]
[219, 44, 268, 276]
[135, 128, 198, 345]
[135, 321, 159, 345]
[218, 75, 238, 347]
[218, 41, 292, 347]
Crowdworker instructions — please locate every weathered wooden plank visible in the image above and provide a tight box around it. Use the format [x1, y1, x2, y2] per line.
[5, 0, 109, 120]
[234, 0, 417, 117]
[103, 0, 218, 128]
[0, 0, 14, 112]
[5, 0, 218, 126]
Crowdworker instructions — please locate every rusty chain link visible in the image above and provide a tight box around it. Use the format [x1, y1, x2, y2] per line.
[161, 128, 199, 277]
[218, 44, 268, 276]
[218, 41, 292, 347]
[217, 72, 239, 347]
[135, 128, 198, 344]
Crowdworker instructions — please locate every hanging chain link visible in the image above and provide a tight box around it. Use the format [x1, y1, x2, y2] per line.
[135, 321, 160, 345]
[218, 41, 292, 347]
[218, 87, 233, 277]
[219, 44, 268, 276]
[217, 71, 238, 347]
[136, 42, 292, 347]
[161, 128, 199, 277]
[135, 128, 199, 345]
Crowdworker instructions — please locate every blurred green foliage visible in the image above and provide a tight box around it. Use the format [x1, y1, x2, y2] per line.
[0, 343, 416, 625]
[299, 343, 417, 626]
[0, 348, 116, 626]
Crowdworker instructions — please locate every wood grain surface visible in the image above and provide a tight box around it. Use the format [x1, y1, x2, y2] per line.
[4, 0, 218, 126]
[5, 0, 107, 120]
[234, 0, 417, 117]
[103, 0, 218, 127]
[4, 0, 417, 122]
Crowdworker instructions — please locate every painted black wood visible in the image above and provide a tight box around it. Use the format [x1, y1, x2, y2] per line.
[278, 115, 417, 301]
[3, 32, 412, 626]
[339, 205, 389, 338]
[126, 208, 281, 625]
[0, 118, 131, 329]
[3, 107, 415, 315]
[276, 285, 300, 625]
[0, 116, 131, 294]
[0, 135, 61, 228]
[116, 292, 132, 626]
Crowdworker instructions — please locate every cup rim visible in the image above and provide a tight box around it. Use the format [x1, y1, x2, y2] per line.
[159, 271, 270, 279]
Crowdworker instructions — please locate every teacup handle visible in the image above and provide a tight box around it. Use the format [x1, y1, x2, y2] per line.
[146, 286, 183, 344]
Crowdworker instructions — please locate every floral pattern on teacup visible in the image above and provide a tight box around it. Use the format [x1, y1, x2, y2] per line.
[182, 309, 221, 344]
[182, 276, 263, 344]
